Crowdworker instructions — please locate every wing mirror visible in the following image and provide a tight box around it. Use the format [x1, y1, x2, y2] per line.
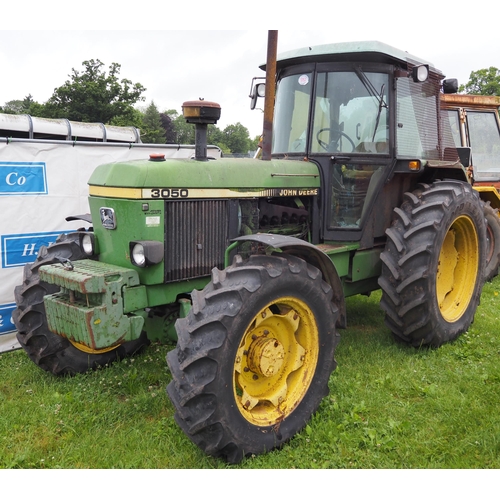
[250, 79, 266, 110]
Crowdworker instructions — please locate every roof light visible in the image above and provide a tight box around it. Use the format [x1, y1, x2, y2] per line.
[412, 64, 429, 83]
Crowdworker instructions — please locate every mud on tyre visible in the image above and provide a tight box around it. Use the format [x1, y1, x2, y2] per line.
[166, 253, 340, 463]
[378, 180, 486, 347]
[13, 232, 149, 376]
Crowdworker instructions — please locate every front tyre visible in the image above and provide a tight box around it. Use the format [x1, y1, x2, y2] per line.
[13, 233, 149, 376]
[166, 253, 339, 463]
[378, 180, 486, 347]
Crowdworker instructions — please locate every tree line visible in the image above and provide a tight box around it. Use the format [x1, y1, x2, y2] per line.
[0, 59, 260, 154]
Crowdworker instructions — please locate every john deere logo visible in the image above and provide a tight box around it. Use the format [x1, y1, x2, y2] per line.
[100, 207, 116, 229]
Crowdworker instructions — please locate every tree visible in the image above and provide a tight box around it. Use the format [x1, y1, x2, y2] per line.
[140, 101, 166, 144]
[157, 108, 254, 153]
[160, 112, 177, 143]
[250, 135, 261, 152]
[222, 122, 252, 154]
[2, 95, 38, 115]
[164, 110, 195, 144]
[207, 126, 229, 153]
[110, 107, 144, 129]
[459, 67, 500, 96]
[42, 59, 146, 124]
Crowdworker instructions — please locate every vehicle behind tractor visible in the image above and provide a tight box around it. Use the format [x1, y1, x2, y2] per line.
[440, 93, 500, 281]
[13, 39, 499, 463]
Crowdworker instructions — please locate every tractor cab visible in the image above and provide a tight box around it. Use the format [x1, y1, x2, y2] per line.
[251, 41, 460, 245]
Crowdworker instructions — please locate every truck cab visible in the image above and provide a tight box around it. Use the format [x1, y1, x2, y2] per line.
[440, 93, 500, 185]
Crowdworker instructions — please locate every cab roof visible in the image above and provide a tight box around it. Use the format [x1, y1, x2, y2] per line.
[263, 40, 441, 76]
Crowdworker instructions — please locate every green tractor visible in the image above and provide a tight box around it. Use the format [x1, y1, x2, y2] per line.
[13, 40, 488, 463]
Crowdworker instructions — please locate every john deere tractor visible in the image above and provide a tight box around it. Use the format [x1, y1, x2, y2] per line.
[13, 40, 489, 463]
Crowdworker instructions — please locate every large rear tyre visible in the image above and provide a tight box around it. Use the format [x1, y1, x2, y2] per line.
[12, 233, 149, 376]
[482, 200, 500, 282]
[378, 180, 486, 347]
[166, 253, 339, 463]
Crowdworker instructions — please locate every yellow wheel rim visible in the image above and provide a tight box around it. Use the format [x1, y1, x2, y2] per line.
[68, 339, 118, 354]
[233, 296, 319, 427]
[436, 215, 479, 322]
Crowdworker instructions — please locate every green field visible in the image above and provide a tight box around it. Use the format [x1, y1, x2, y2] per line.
[2, 279, 500, 469]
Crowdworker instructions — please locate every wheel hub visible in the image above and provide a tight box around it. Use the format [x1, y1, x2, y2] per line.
[233, 297, 319, 426]
[437, 215, 479, 322]
[247, 335, 285, 377]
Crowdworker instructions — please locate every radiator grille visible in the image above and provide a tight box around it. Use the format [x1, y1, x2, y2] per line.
[164, 200, 229, 282]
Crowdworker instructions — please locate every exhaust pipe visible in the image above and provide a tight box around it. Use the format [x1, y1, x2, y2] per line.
[262, 31, 278, 161]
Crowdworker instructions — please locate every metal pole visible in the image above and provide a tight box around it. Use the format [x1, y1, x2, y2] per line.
[262, 30, 278, 161]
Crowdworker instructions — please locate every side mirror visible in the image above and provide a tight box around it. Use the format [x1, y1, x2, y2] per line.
[250, 80, 266, 110]
[443, 78, 459, 94]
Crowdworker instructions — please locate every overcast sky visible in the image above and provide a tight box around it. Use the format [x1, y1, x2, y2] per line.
[1, 2, 498, 138]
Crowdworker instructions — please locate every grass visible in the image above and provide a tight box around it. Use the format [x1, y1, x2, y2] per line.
[1, 278, 500, 469]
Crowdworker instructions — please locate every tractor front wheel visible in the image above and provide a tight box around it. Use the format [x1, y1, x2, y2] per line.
[166, 253, 339, 463]
[379, 180, 486, 347]
[13, 233, 149, 375]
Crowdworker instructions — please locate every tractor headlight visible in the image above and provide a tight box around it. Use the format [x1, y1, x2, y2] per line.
[80, 232, 96, 256]
[130, 241, 164, 268]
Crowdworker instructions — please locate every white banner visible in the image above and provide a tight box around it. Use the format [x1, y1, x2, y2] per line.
[0, 139, 220, 353]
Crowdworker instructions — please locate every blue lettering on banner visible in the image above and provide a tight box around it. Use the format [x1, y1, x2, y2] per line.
[0, 303, 16, 335]
[0, 161, 48, 195]
[1, 231, 65, 268]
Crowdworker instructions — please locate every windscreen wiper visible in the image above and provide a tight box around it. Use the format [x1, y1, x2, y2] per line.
[354, 66, 388, 141]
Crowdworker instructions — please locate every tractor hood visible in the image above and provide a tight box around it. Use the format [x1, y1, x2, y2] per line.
[88, 157, 320, 199]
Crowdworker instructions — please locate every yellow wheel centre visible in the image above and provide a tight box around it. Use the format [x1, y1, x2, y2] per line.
[436, 215, 479, 322]
[233, 297, 319, 427]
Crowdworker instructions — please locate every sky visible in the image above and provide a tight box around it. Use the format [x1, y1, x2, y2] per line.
[1, 2, 498, 139]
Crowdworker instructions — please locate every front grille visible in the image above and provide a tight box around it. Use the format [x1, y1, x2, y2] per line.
[164, 200, 229, 282]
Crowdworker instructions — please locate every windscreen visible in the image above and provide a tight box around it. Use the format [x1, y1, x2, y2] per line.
[272, 73, 312, 154]
[272, 69, 389, 155]
[311, 71, 389, 154]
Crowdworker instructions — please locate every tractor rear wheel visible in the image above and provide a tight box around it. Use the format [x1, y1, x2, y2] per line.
[378, 180, 486, 347]
[482, 200, 500, 282]
[13, 233, 149, 375]
[166, 253, 339, 463]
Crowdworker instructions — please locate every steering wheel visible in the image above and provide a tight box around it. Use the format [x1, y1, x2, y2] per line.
[316, 128, 355, 152]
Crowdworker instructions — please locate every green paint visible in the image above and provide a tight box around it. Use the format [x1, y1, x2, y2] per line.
[89, 158, 320, 190]
[88, 197, 165, 285]
[41, 261, 144, 349]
